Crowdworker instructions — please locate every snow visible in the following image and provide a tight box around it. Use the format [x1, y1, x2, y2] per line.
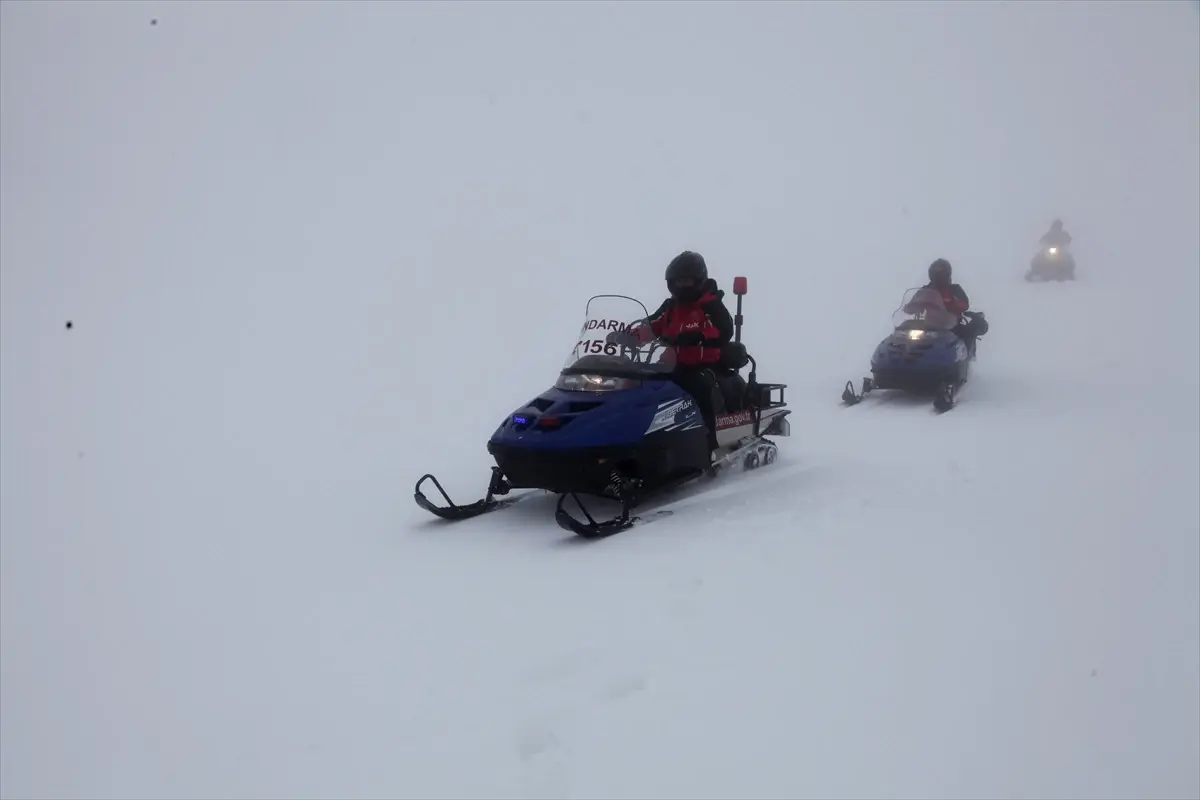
[2, 2, 1198, 798]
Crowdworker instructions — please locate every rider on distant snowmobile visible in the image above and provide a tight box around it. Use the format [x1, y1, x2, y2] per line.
[608, 250, 733, 456]
[1040, 219, 1072, 249]
[921, 258, 988, 355]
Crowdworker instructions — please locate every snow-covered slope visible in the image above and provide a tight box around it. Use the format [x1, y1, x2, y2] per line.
[2, 3, 1197, 798]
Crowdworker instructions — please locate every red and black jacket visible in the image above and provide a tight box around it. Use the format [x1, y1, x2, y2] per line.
[925, 281, 970, 317]
[646, 279, 735, 366]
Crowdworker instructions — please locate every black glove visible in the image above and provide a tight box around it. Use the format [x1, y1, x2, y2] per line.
[673, 331, 705, 347]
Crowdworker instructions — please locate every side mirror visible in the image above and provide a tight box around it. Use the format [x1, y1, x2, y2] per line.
[732, 276, 748, 296]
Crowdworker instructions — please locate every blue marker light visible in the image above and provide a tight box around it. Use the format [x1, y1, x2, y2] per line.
[513, 415, 528, 425]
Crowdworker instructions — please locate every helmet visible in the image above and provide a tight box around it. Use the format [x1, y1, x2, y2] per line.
[665, 250, 708, 302]
[1051, 218, 1063, 231]
[928, 258, 952, 286]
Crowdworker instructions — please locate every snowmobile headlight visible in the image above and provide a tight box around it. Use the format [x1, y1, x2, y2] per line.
[555, 373, 639, 392]
[1047, 247, 1058, 255]
[907, 330, 924, 340]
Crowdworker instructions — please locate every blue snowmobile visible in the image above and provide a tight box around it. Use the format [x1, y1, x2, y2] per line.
[414, 277, 791, 538]
[841, 287, 984, 412]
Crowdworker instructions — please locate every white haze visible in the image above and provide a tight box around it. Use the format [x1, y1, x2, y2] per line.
[2, 2, 1198, 798]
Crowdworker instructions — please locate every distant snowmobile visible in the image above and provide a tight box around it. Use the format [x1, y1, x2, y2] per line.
[414, 277, 791, 538]
[841, 287, 985, 412]
[1026, 243, 1076, 282]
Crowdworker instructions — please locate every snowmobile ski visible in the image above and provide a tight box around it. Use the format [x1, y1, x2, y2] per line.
[414, 468, 537, 521]
[553, 435, 779, 538]
[554, 495, 676, 539]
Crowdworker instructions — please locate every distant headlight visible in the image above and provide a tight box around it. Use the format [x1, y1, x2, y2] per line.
[1047, 247, 1058, 255]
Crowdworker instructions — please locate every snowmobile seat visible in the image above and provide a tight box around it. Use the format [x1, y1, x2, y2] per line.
[691, 344, 751, 417]
[712, 342, 751, 413]
[719, 341, 749, 371]
[712, 368, 748, 414]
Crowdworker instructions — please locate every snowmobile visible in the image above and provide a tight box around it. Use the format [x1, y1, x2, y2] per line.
[841, 287, 983, 412]
[1025, 243, 1076, 282]
[414, 276, 791, 538]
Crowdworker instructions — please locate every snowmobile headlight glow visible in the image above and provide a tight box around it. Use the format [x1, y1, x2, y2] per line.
[1047, 247, 1058, 255]
[907, 330, 924, 340]
[555, 373, 639, 392]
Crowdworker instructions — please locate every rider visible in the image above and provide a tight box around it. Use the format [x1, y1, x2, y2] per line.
[1040, 218, 1072, 249]
[610, 250, 733, 456]
[924, 258, 988, 356]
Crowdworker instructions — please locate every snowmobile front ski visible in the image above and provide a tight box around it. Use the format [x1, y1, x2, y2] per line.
[414, 467, 535, 521]
[554, 492, 675, 539]
[842, 374, 965, 413]
[933, 379, 958, 412]
[554, 436, 780, 538]
[842, 377, 874, 406]
[553, 467, 679, 539]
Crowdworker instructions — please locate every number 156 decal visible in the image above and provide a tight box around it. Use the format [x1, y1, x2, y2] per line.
[576, 339, 621, 356]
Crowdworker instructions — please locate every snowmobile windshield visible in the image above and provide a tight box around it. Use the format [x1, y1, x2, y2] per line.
[892, 287, 959, 331]
[558, 294, 677, 390]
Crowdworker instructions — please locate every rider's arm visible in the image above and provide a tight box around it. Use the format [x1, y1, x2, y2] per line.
[701, 297, 735, 346]
[949, 285, 970, 314]
[646, 299, 671, 337]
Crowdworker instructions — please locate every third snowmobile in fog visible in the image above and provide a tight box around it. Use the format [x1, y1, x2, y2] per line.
[1026, 243, 1077, 282]
[414, 276, 791, 538]
[1026, 219, 1077, 281]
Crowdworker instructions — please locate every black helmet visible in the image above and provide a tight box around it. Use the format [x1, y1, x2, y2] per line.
[928, 258, 952, 286]
[1051, 218, 1063, 231]
[665, 250, 708, 301]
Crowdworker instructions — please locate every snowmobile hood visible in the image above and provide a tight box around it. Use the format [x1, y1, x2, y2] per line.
[871, 328, 965, 371]
[489, 381, 688, 451]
